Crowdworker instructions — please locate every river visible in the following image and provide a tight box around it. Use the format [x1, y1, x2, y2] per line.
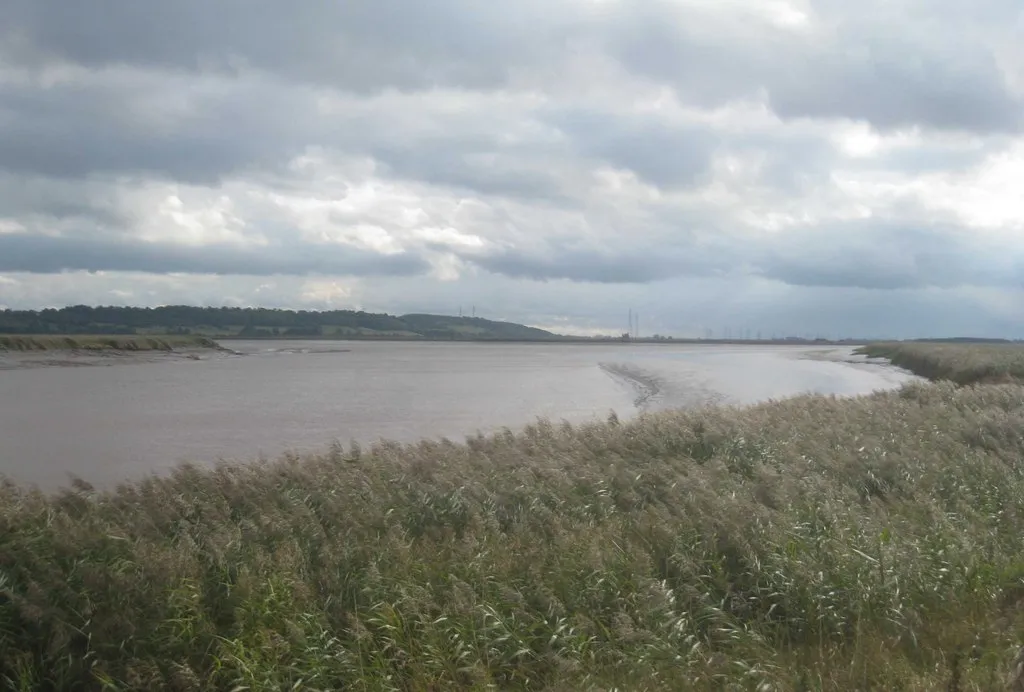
[0, 341, 915, 489]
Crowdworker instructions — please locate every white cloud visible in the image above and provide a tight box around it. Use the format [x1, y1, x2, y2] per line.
[921, 143, 1024, 230]
[299, 279, 359, 308]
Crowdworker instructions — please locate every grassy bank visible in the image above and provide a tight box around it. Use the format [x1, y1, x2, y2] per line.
[4, 371, 1024, 689]
[0, 334, 221, 352]
[857, 341, 1024, 385]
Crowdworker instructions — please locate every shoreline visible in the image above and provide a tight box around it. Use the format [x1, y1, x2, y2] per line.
[0, 337, 865, 371]
[0, 334, 229, 370]
[217, 334, 870, 346]
[0, 334, 222, 352]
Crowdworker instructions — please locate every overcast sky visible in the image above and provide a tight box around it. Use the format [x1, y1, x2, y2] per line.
[1, 0, 1022, 338]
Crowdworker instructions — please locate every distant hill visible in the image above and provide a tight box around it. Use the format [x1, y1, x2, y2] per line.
[397, 313, 559, 341]
[0, 305, 565, 342]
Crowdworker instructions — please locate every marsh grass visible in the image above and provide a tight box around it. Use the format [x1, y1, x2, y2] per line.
[859, 341, 1024, 385]
[3, 375, 1024, 689]
[0, 334, 220, 352]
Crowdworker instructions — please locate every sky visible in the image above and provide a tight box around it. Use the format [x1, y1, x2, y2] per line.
[1, 1, 1023, 338]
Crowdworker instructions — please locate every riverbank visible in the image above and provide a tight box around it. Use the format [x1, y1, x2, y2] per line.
[0, 335, 227, 371]
[0, 334, 221, 352]
[2, 344, 1024, 689]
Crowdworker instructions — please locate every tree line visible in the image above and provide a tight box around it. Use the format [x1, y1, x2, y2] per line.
[0, 305, 560, 341]
[0, 305, 409, 334]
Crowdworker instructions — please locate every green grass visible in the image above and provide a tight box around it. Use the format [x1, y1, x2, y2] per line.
[857, 341, 1024, 384]
[4, 344, 1024, 689]
[0, 334, 222, 352]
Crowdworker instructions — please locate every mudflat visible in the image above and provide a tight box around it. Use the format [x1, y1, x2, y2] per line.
[0, 334, 226, 370]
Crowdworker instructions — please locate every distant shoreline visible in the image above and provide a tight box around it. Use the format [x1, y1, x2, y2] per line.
[0, 334, 867, 372]
[3, 332, 1010, 355]
[215, 334, 871, 346]
[5, 306, 1015, 345]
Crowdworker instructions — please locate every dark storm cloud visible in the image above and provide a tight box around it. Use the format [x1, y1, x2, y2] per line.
[370, 140, 573, 203]
[0, 71, 574, 200]
[470, 249, 685, 284]
[0, 0, 1016, 200]
[464, 235, 736, 284]
[0, 0, 565, 92]
[460, 219, 1023, 291]
[0, 233, 430, 277]
[4, 0, 1018, 134]
[606, 0, 1023, 133]
[728, 128, 839, 194]
[0, 182, 131, 230]
[753, 222, 1023, 290]
[0, 74, 315, 183]
[546, 109, 717, 187]
[766, 47, 1021, 133]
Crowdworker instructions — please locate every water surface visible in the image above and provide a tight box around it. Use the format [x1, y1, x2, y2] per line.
[0, 341, 915, 489]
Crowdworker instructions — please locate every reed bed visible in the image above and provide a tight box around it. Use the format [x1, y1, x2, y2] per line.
[858, 342, 1024, 384]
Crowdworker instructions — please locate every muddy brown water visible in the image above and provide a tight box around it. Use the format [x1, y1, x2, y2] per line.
[0, 341, 917, 490]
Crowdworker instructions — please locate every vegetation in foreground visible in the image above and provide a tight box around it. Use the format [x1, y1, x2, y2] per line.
[0, 334, 221, 352]
[4, 346, 1024, 688]
[858, 341, 1024, 384]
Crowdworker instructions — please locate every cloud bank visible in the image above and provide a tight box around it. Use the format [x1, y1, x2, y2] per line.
[1, 0, 1022, 337]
